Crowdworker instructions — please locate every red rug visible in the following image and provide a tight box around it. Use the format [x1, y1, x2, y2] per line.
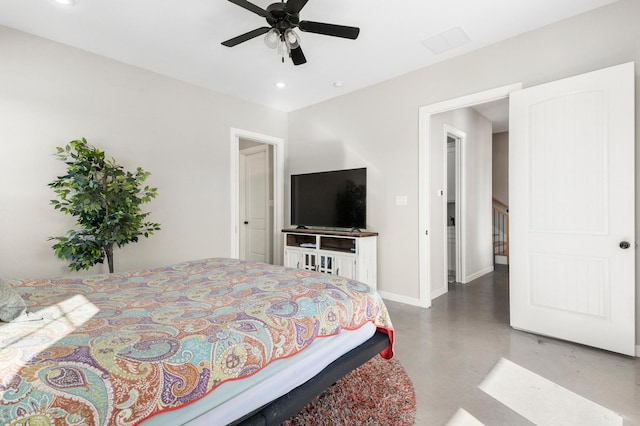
[284, 355, 416, 425]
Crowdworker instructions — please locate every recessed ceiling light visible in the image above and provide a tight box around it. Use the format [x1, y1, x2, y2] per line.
[54, 0, 76, 5]
[274, 81, 286, 89]
[333, 81, 344, 88]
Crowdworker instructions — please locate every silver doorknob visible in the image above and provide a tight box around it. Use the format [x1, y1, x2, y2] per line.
[619, 241, 631, 249]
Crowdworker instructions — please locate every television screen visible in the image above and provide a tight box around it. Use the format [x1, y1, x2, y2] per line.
[291, 168, 366, 230]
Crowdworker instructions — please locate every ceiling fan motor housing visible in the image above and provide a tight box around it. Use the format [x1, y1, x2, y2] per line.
[266, 3, 300, 32]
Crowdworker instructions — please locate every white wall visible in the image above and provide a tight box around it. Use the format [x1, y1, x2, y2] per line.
[459, 109, 493, 282]
[287, 0, 640, 343]
[0, 26, 287, 278]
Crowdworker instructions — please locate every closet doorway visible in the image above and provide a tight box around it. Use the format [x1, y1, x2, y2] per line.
[230, 128, 284, 265]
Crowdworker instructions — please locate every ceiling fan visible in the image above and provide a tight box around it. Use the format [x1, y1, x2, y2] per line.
[221, 0, 360, 66]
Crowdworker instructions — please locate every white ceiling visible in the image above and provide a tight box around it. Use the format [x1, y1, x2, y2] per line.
[473, 99, 510, 133]
[0, 0, 617, 112]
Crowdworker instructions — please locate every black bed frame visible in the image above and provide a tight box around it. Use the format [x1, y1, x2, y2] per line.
[228, 330, 391, 426]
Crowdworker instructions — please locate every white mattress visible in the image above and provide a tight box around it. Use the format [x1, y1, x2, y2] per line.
[141, 322, 377, 426]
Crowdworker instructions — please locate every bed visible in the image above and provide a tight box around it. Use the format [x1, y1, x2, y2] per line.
[0, 258, 393, 425]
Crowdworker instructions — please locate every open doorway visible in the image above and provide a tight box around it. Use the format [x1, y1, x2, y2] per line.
[420, 64, 635, 355]
[445, 128, 464, 286]
[418, 83, 521, 308]
[230, 128, 284, 265]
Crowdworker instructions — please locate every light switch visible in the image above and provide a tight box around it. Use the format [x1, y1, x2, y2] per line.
[395, 195, 408, 206]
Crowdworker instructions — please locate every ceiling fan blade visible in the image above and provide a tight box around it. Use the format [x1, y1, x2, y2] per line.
[298, 21, 360, 39]
[227, 0, 268, 17]
[222, 27, 271, 47]
[285, 0, 309, 15]
[290, 46, 307, 66]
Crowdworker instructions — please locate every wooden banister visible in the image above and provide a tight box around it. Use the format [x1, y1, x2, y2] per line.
[492, 197, 509, 211]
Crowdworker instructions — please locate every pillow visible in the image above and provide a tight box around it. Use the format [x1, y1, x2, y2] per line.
[0, 279, 27, 322]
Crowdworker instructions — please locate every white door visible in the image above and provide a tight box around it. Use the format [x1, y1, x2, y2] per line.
[284, 249, 301, 269]
[240, 145, 270, 263]
[509, 62, 635, 355]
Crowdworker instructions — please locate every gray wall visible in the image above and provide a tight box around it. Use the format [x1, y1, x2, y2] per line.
[492, 132, 509, 206]
[0, 26, 287, 277]
[287, 0, 640, 344]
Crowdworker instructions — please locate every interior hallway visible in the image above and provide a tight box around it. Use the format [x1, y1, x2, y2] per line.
[385, 266, 640, 425]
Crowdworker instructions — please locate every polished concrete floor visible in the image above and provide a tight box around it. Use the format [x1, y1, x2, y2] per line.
[385, 266, 640, 425]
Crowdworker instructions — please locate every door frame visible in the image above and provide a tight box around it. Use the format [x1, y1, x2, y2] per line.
[444, 125, 465, 285]
[418, 83, 522, 308]
[230, 128, 284, 265]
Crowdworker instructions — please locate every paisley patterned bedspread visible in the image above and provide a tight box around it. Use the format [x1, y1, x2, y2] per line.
[0, 258, 393, 425]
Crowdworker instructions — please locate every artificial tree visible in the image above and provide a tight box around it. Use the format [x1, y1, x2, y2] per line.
[49, 138, 160, 273]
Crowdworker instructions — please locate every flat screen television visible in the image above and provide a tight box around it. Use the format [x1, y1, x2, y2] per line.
[291, 167, 366, 230]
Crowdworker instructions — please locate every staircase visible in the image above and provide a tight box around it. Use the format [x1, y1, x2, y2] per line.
[493, 198, 509, 265]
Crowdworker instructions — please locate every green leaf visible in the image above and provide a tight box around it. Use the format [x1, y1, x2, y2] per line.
[49, 138, 161, 273]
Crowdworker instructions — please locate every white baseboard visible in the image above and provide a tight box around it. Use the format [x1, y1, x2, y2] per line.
[463, 265, 494, 283]
[431, 286, 448, 300]
[495, 255, 508, 265]
[378, 290, 424, 307]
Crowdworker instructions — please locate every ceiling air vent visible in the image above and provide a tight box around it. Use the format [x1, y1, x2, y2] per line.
[421, 27, 471, 55]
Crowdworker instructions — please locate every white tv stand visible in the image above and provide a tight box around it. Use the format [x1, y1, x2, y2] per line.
[282, 228, 378, 290]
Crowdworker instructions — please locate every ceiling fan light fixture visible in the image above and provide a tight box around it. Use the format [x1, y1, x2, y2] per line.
[264, 28, 280, 49]
[284, 28, 300, 50]
[54, 0, 75, 5]
[277, 40, 289, 61]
